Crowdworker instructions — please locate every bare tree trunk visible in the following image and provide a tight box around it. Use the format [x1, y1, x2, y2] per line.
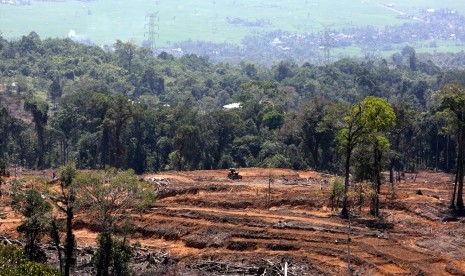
[446, 135, 450, 172]
[457, 139, 464, 211]
[347, 215, 352, 276]
[57, 246, 63, 274]
[434, 134, 439, 171]
[450, 163, 458, 209]
[50, 219, 63, 274]
[268, 178, 271, 207]
[370, 142, 382, 217]
[453, 130, 465, 211]
[96, 232, 112, 276]
[342, 146, 351, 218]
[64, 205, 75, 276]
[389, 158, 394, 184]
[358, 183, 363, 213]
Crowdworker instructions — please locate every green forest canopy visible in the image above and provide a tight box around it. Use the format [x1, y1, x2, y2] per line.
[0, 34, 464, 177]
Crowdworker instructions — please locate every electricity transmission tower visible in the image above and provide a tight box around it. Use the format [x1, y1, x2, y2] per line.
[320, 24, 334, 65]
[145, 11, 159, 53]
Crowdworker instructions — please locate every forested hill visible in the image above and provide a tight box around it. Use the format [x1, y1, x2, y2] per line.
[0, 33, 464, 174]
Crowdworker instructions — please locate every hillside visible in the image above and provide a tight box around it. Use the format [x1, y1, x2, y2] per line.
[0, 35, 464, 176]
[1, 32, 465, 275]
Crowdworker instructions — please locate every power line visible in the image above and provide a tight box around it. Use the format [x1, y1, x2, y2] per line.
[320, 24, 334, 65]
[145, 11, 159, 53]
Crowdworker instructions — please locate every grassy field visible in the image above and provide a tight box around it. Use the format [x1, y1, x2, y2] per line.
[1, 0, 465, 47]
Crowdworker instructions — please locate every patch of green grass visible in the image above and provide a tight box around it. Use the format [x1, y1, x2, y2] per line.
[415, 40, 465, 54]
[332, 47, 364, 58]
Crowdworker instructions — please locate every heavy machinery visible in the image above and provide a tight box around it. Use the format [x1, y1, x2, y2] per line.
[227, 168, 242, 180]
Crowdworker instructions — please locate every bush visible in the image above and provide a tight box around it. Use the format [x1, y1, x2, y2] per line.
[262, 154, 291, 168]
[217, 154, 234, 169]
[13, 189, 52, 263]
[0, 243, 61, 276]
[329, 177, 344, 210]
[93, 234, 134, 276]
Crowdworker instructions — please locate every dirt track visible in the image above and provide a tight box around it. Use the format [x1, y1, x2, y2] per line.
[1, 168, 465, 275]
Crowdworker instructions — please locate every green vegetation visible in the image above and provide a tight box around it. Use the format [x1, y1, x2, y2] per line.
[0, 34, 462, 176]
[74, 169, 155, 276]
[55, 164, 78, 276]
[436, 84, 465, 211]
[1, 0, 465, 46]
[336, 96, 396, 217]
[7, 165, 154, 274]
[329, 177, 344, 211]
[12, 189, 52, 263]
[0, 34, 465, 216]
[2, 30, 465, 273]
[0, 243, 61, 276]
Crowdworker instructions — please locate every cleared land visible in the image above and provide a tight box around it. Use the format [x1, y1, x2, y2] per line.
[1, 168, 465, 275]
[1, 0, 465, 46]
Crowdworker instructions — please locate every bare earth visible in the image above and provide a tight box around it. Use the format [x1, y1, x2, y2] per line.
[1, 168, 465, 275]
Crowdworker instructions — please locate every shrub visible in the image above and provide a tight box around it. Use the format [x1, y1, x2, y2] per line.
[0, 243, 61, 276]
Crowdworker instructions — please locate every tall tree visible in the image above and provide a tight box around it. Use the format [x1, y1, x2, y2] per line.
[51, 163, 78, 276]
[114, 40, 136, 75]
[337, 101, 368, 218]
[337, 96, 395, 218]
[360, 98, 395, 217]
[172, 125, 202, 170]
[436, 84, 465, 211]
[75, 169, 155, 276]
[388, 104, 414, 183]
[48, 77, 62, 101]
[104, 95, 132, 168]
[24, 99, 49, 169]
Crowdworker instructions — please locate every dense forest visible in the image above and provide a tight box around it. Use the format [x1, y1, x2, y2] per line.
[0, 32, 464, 178]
